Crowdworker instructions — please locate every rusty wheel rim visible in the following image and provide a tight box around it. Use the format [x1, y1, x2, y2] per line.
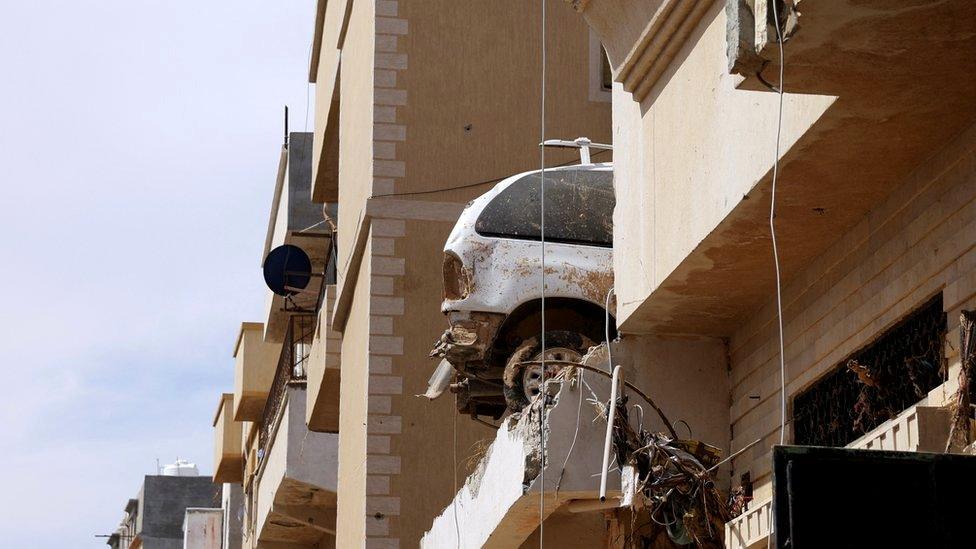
[522, 347, 582, 400]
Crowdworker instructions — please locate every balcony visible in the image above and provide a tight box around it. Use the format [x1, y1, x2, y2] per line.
[725, 497, 771, 549]
[725, 385, 973, 549]
[249, 315, 338, 547]
[232, 322, 281, 422]
[306, 284, 341, 433]
[589, 2, 976, 335]
[424, 349, 623, 548]
[258, 315, 314, 452]
[212, 393, 243, 484]
[263, 132, 333, 344]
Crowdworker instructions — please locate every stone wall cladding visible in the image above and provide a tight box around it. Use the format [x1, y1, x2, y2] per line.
[365, 220, 405, 547]
[729, 122, 976, 492]
[372, 0, 407, 198]
[367, 5, 407, 540]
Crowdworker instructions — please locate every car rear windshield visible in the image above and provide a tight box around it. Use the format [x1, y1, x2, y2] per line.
[474, 169, 614, 247]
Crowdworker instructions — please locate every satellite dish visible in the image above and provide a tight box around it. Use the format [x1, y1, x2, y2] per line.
[263, 244, 312, 296]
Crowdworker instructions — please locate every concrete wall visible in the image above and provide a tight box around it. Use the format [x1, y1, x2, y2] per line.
[335, 233, 372, 548]
[394, 0, 613, 202]
[284, 385, 339, 491]
[213, 393, 243, 484]
[335, 0, 375, 295]
[139, 476, 217, 545]
[307, 285, 341, 432]
[255, 385, 338, 543]
[183, 509, 222, 549]
[141, 536, 184, 549]
[613, 335, 731, 485]
[267, 132, 319, 253]
[521, 511, 607, 548]
[222, 483, 243, 549]
[285, 133, 317, 233]
[369, 214, 492, 545]
[609, 3, 833, 332]
[314, 0, 613, 547]
[233, 322, 281, 421]
[729, 120, 976, 499]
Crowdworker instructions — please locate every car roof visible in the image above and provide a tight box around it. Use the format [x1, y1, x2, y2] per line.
[489, 161, 611, 193]
[460, 162, 613, 219]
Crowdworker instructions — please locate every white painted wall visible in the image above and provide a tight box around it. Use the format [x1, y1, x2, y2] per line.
[183, 508, 222, 549]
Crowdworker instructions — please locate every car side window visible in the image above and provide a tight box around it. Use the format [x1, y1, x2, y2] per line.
[474, 169, 614, 247]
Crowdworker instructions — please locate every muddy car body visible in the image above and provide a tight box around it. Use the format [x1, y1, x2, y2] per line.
[430, 163, 615, 418]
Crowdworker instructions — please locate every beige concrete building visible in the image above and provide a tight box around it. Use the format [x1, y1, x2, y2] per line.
[306, 0, 611, 546]
[585, 0, 976, 518]
[426, 1, 976, 547]
[212, 1, 976, 548]
[210, 132, 339, 549]
[210, 1, 610, 548]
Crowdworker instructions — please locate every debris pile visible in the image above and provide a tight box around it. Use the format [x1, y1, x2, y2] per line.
[946, 310, 975, 451]
[610, 402, 730, 548]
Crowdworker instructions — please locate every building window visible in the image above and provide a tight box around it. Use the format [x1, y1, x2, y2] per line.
[589, 29, 612, 102]
[792, 294, 947, 447]
[601, 47, 613, 91]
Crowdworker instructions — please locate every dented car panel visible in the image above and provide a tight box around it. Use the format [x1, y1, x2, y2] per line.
[429, 311, 506, 365]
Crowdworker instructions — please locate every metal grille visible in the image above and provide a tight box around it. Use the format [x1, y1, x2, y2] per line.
[258, 314, 315, 453]
[793, 294, 946, 447]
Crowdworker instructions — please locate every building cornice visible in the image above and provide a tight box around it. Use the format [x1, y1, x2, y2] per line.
[569, 0, 716, 103]
[615, 0, 715, 102]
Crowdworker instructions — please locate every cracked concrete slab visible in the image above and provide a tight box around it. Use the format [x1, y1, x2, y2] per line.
[422, 345, 623, 548]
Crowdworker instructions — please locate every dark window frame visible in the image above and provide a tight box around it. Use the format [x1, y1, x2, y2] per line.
[791, 294, 947, 447]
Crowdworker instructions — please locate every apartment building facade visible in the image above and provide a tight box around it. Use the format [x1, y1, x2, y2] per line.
[210, 1, 611, 547]
[306, 0, 611, 546]
[426, 1, 976, 547]
[589, 0, 976, 529]
[213, 1, 976, 547]
[210, 131, 340, 549]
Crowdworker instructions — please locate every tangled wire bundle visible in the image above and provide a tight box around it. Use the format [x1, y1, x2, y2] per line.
[610, 403, 730, 548]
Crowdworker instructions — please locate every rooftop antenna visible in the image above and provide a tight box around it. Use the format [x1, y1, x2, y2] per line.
[540, 136, 612, 165]
[284, 105, 289, 147]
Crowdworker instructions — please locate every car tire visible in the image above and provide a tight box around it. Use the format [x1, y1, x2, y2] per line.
[502, 331, 595, 413]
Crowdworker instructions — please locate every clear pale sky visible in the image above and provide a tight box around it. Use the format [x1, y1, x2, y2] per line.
[0, 1, 315, 545]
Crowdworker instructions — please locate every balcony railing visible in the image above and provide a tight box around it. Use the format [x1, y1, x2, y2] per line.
[725, 395, 963, 549]
[258, 314, 315, 453]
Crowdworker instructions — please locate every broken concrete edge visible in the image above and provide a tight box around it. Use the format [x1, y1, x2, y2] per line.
[726, 0, 802, 80]
[422, 344, 623, 548]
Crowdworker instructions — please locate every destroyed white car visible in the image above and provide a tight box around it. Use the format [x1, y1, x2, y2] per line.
[429, 162, 615, 418]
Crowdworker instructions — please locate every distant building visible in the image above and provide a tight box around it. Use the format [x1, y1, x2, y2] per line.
[106, 463, 217, 549]
[182, 508, 223, 549]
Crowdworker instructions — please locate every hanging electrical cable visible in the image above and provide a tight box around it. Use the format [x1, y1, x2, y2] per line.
[537, 0, 548, 545]
[766, 5, 788, 549]
[770, 0, 788, 448]
[453, 393, 461, 548]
